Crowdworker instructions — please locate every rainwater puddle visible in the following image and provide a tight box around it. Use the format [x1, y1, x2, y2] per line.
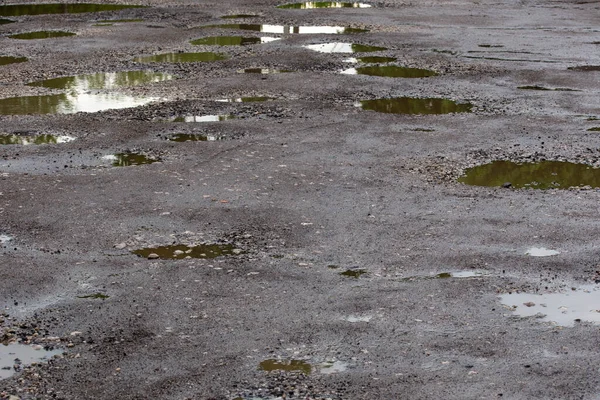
[0, 56, 27, 66]
[77, 293, 109, 299]
[568, 66, 600, 72]
[171, 114, 233, 122]
[134, 52, 228, 63]
[215, 97, 272, 102]
[132, 244, 238, 259]
[169, 133, 221, 142]
[517, 85, 577, 91]
[359, 97, 472, 115]
[501, 285, 600, 327]
[278, 2, 372, 8]
[103, 153, 159, 167]
[344, 56, 397, 63]
[238, 68, 291, 74]
[0, 3, 144, 16]
[526, 247, 560, 257]
[339, 269, 367, 278]
[0, 134, 75, 145]
[190, 36, 280, 46]
[401, 270, 488, 281]
[343, 315, 372, 322]
[259, 359, 312, 374]
[221, 14, 259, 19]
[303, 42, 386, 53]
[319, 360, 348, 374]
[9, 31, 75, 40]
[0, 343, 62, 379]
[0, 19, 14, 24]
[588, 127, 600, 132]
[27, 70, 172, 90]
[341, 65, 437, 78]
[458, 161, 600, 189]
[204, 24, 367, 34]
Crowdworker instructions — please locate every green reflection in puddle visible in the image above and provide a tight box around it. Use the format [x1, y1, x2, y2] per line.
[458, 160, 600, 189]
[0, 56, 27, 66]
[9, 31, 75, 39]
[277, 2, 371, 8]
[105, 153, 159, 167]
[132, 244, 237, 259]
[0, 3, 144, 16]
[169, 133, 222, 142]
[303, 42, 386, 53]
[221, 14, 259, 19]
[355, 56, 396, 63]
[344, 65, 438, 78]
[360, 97, 472, 115]
[77, 293, 109, 299]
[0, 18, 14, 24]
[0, 134, 75, 145]
[259, 359, 312, 374]
[588, 127, 600, 132]
[134, 52, 228, 63]
[190, 36, 278, 46]
[27, 70, 172, 90]
[204, 23, 367, 34]
[339, 269, 367, 278]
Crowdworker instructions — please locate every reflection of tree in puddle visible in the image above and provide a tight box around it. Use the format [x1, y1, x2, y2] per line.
[28, 71, 172, 90]
[0, 56, 27, 66]
[0, 134, 74, 145]
[277, 2, 371, 9]
[134, 52, 228, 63]
[190, 36, 278, 46]
[360, 97, 472, 115]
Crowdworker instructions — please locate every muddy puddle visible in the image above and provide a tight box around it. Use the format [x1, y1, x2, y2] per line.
[190, 36, 279, 46]
[103, 153, 159, 167]
[170, 114, 233, 122]
[359, 97, 472, 115]
[344, 56, 397, 63]
[501, 285, 600, 327]
[525, 247, 560, 257]
[304, 42, 386, 53]
[216, 97, 272, 102]
[132, 243, 238, 259]
[277, 2, 372, 9]
[0, 134, 75, 145]
[459, 160, 600, 189]
[238, 68, 291, 74]
[341, 65, 438, 78]
[168, 133, 222, 142]
[134, 52, 228, 63]
[1, 343, 62, 379]
[204, 24, 367, 34]
[259, 359, 312, 374]
[0, 56, 27, 66]
[9, 31, 75, 40]
[0, 3, 143, 16]
[339, 269, 367, 278]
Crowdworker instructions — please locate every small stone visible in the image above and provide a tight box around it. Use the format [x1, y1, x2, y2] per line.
[232, 248, 243, 255]
[70, 331, 82, 336]
[32, 345, 42, 351]
[173, 250, 184, 255]
[523, 302, 535, 307]
[147, 253, 160, 260]
[114, 243, 126, 250]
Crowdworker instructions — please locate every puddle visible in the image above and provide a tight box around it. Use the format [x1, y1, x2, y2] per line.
[359, 97, 472, 115]
[341, 65, 438, 78]
[0, 134, 75, 145]
[134, 52, 228, 63]
[401, 270, 488, 281]
[319, 360, 348, 374]
[171, 114, 233, 122]
[238, 68, 291, 74]
[190, 36, 280, 46]
[0, 3, 144, 16]
[204, 24, 367, 34]
[588, 127, 600, 132]
[132, 244, 238, 259]
[77, 293, 109, 299]
[259, 359, 312, 374]
[95, 18, 143, 23]
[0, 56, 27, 66]
[458, 161, 600, 189]
[215, 97, 272, 102]
[478, 44, 504, 48]
[277, 2, 372, 8]
[9, 31, 75, 40]
[501, 285, 600, 327]
[344, 56, 397, 63]
[0, 343, 62, 379]
[27, 70, 172, 90]
[526, 247, 560, 257]
[339, 269, 367, 278]
[303, 42, 386, 53]
[103, 153, 159, 167]
[221, 14, 259, 19]
[168, 134, 221, 142]
[0, 18, 14, 24]
[568, 66, 600, 72]
[343, 315, 372, 322]
[517, 85, 577, 91]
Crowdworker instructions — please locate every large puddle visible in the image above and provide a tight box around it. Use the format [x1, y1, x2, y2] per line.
[0, 3, 144, 16]
[359, 97, 472, 115]
[134, 52, 228, 63]
[278, 2, 372, 8]
[132, 244, 238, 259]
[1, 343, 62, 379]
[190, 36, 280, 46]
[9, 31, 75, 40]
[501, 286, 600, 327]
[304, 42, 386, 53]
[0, 134, 75, 145]
[259, 359, 312, 374]
[103, 153, 159, 167]
[0, 56, 27, 66]
[341, 65, 438, 78]
[458, 161, 600, 189]
[27, 70, 172, 90]
[204, 24, 367, 34]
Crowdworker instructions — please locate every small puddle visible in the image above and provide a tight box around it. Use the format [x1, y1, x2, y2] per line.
[259, 359, 312, 374]
[168, 133, 221, 142]
[339, 269, 367, 278]
[221, 14, 259, 19]
[215, 97, 272, 102]
[344, 56, 397, 63]
[171, 114, 233, 122]
[458, 161, 600, 189]
[77, 293, 109, 299]
[401, 270, 488, 281]
[1, 343, 62, 379]
[343, 315, 372, 322]
[517, 85, 577, 91]
[9, 31, 75, 40]
[303, 42, 386, 53]
[568, 66, 600, 72]
[27, 70, 172, 90]
[0, 18, 14, 24]
[238, 68, 291, 74]
[526, 247, 560, 257]
[277, 2, 372, 8]
[319, 360, 348, 374]
[132, 244, 238, 259]
[359, 97, 472, 115]
[0, 3, 144, 16]
[0, 56, 27, 66]
[190, 36, 280, 46]
[204, 24, 367, 34]
[341, 65, 438, 78]
[0, 134, 75, 145]
[103, 153, 159, 167]
[134, 52, 228, 63]
[588, 127, 600, 132]
[501, 285, 600, 327]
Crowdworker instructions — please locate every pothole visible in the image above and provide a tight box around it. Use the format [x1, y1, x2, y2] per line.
[277, 2, 372, 9]
[204, 24, 367, 34]
[341, 65, 438, 78]
[259, 359, 312, 374]
[0, 134, 75, 145]
[134, 52, 228, 63]
[339, 268, 367, 278]
[9, 31, 75, 40]
[525, 247, 560, 257]
[359, 97, 472, 115]
[303, 42, 386, 53]
[190, 36, 280, 46]
[0, 56, 27, 66]
[102, 153, 160, 167]
[132, 243, 240, 259]
[168, 133, 222, 142]
[0, 343, 63, 380]
[0, 3, 144, 16]
[238, 68, 291, 74]
[501, 285, 600, 327]
[344, 56, 397, 63]
[458, 161, 600, 189]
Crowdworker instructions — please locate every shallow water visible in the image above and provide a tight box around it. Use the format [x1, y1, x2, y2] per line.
[215, 97, 272, 102]
[341, 65, 437, 78]
[525, 247, 560, 257]
[0, 343, 62, 379]
[340, 269, 367, 278]
[0, 56, 27, 66]
[204, 24, 367, 34]
[0, 134, 75, 145]
[0, 3, 143, 16]
[171, 115, 233, 122]
[134, 52, 228, 63]
[304, 42, 386, 53]
[27, 70, 172, 90]
[259, 359, 312, 374]
[169, 134, 221, 142]
[359, 97, 472, 114]
[132, 244, 237, 259]
[103, 153, 159, 167]
[278, 2, 371, 8]
[9, 31, 75, 39]
[190, 36, 280, 46]
[343, 56, 397, 63]
[238, 68, 291, 74]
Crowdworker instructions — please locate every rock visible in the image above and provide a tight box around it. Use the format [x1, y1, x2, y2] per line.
[114, 243, 127, 250]
[70, 331, 82, 336]
[523, 302, 535, 307]
[502, 182, 512, 188]
[173, 250, 184, 255]
[232, 248, 243, 255]
[147, 253, 160, 260]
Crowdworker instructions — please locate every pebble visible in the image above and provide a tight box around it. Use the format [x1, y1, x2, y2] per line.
[147, 253, 160, 259]
[114, 243, 127, 250]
